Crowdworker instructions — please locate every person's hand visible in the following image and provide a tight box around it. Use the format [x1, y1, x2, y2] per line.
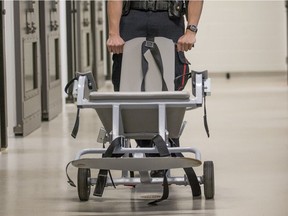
[107, 34, 125, 54]
[177, 30, 196, 52]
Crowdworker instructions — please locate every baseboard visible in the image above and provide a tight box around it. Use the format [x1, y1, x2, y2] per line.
[209, 71, 287, 78]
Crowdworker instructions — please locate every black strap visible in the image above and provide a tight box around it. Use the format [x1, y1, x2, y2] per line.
[65, 161, 76, 187]
[174, 72, 192, 90]
[151, 134, 170, 157]
[203, 96, 210, 138]
[169, 139, 201, 197]
[93, 169, 108, 196]
[141, 37, 168, 92]
[64, 76, 79, 138]
[149, 135, 170, 204]
[64, 77, 78, 94]
[183, 166, 201, 197]
[71, 108, 80, 138]
[93, 137, 122, 197]
[129, 153, 135, 178]
[148, 170, 169, 205]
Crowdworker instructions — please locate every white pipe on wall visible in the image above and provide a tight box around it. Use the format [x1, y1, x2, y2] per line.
[4, 1, 16, 137]
[59, 0, 68, 109]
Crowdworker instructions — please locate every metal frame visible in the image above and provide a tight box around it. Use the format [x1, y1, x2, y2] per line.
[72, 71, 210, 186]
[75, 1, 93, 72]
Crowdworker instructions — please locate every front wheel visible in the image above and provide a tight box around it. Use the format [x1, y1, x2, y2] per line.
[77, 168, 91, 201]
[203, 161, 215, 199]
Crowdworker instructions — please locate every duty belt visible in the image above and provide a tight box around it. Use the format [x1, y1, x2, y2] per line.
[130, 1, 169, 11]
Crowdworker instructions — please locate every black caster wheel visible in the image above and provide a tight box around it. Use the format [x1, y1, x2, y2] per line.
[77, 168, 91, 201]
[203, 161, 215, 199]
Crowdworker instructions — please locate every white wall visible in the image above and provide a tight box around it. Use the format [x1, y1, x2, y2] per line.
[59, 0, 68, 108]
[188, 0, 287, 73]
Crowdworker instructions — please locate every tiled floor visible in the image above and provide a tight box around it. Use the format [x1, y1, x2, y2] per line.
[0, 74, 288, 216]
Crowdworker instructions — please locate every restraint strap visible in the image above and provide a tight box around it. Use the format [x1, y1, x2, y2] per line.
[148, 170, 169, 205]
[148, 135, 170, 205]
[141, 37, 168, 92]
[64, 77, 78, 94]
[71, 108, 80, 138]
[151, 134, 170, 157]
[93, 137, 122, 197]
[65, 161, 76, 187]
[169, 139, 201, 197]
[183, 166, 201, 197]
[64, 76, 80, 138]
[174, 72, 192, 91]
[203, 96, 210, 138]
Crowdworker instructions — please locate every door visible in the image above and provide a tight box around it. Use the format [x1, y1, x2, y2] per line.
[13, 1, 42, 136]
[39, 0, 62, 121]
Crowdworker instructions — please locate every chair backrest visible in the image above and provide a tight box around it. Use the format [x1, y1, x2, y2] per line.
[120, 37, 175, 92]
[95, 37, 186, 139]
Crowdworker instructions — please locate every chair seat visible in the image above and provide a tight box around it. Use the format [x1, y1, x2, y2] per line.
[89, 91, 190, 101]
[91, 91, 190, 139]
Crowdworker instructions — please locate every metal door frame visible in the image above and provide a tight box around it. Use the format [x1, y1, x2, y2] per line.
[13, 1, 42, 136]
[65, 0, 77, 103]
[0, 1, 8, 149]
[286, 0, 288, 84]
[91, 0, 105, 89]
[105, 1, 111, 80]
[39, 0, 62, 120]
[75, 0, 93, 72]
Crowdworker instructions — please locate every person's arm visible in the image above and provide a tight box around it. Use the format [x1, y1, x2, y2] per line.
[177, 0, 204, 52]
[106, 0, 125, 54]
[186, 0, 203, 27]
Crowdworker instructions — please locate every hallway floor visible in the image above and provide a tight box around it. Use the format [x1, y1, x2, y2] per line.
[1, 74, 288, 216]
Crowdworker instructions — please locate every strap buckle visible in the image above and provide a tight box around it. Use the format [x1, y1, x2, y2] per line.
[145, 40, 154, 48]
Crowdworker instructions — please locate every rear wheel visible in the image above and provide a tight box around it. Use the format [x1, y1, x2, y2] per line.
[203, 161, 215, 199]
[77, 168, 91, 201]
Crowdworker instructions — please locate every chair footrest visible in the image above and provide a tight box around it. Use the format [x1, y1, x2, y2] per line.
[72, 157, 201, 171]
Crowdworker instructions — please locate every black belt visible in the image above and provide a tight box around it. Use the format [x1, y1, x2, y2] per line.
[130, 1, 169, 11]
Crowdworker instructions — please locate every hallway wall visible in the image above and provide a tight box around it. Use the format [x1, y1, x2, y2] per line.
[188, 1, 287, 73]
